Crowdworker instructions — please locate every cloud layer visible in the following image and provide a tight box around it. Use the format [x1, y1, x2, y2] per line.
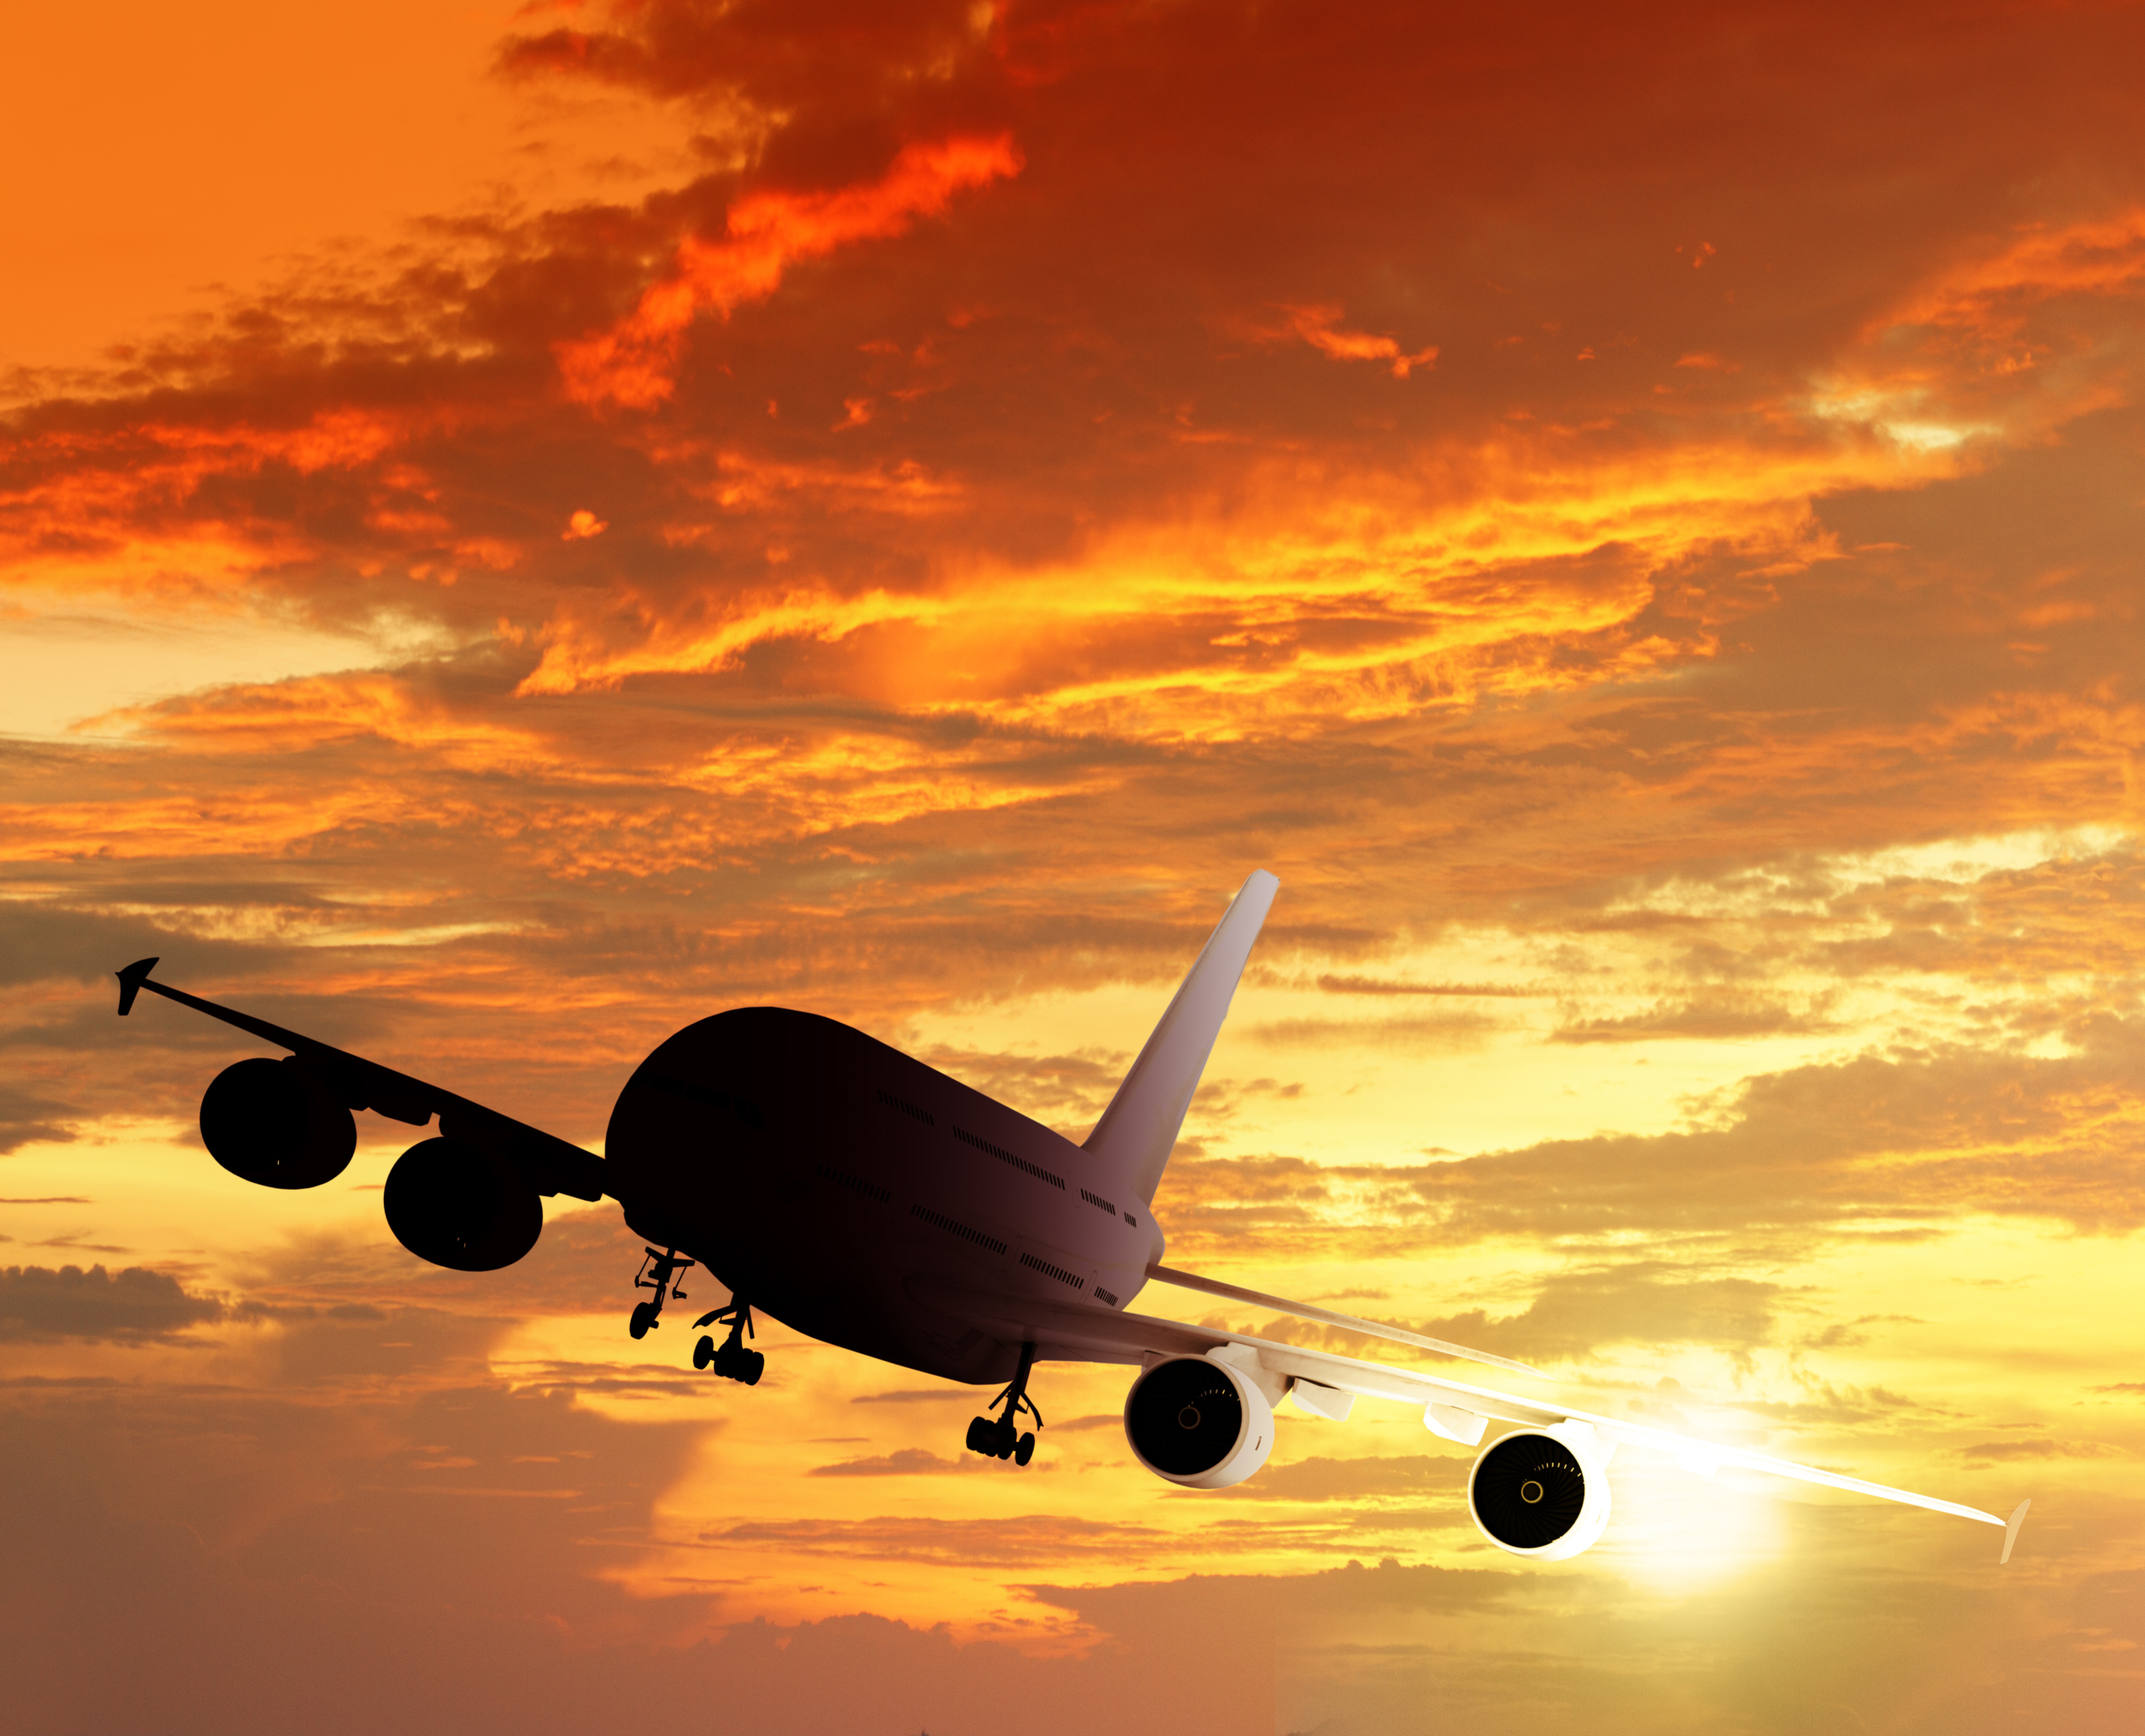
[4, 2, 2144, 1731]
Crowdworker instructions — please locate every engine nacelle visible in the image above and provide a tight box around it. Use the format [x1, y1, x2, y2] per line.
[1123, 1354, 1275, 1489]
[384, 1137, 542, 1272]
[199, 1057, 356, 1190]
[1466, 1422, 1614, 1561]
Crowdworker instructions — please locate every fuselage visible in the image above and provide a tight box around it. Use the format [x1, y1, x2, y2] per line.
[603, 1007, 1165, 1385]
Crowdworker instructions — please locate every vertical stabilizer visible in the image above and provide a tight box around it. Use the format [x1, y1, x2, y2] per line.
[1084, 871, 1279, 1202]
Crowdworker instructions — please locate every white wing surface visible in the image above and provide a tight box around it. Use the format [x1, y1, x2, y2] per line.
[908, 1278, 2030, 1558]
[1145, 1260, 1544, 1377]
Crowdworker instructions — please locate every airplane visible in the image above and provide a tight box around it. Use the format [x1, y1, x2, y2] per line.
[112, 871, 2031, 1565]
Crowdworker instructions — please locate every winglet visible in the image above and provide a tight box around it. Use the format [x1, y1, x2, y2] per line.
[2000, 1497, 2031, 1565]
[116, 958, 160, 1017]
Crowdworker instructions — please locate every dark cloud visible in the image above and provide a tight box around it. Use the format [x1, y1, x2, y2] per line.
[0, 1079, 73, 1154]
[809, 1445, 975, 1475]
[1235, 1453, 1474, 1507]
[1550, 994, 1842, 1044]
[1958, 1438, 2126, 1465]
[704, 1511, 1168, 1566]
[1409, 1034, 2145, 1243]
[1413, 1266, 1787, 1367]
[0, 898, 283, 993]
[1315, 975, 1545, 998]
[1156, 1021, 2145, 1266]
[0, 1263, 222, 1342]
[1242, 1547, 2145, 1736]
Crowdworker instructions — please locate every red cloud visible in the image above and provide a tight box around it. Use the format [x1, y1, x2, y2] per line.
[1264, 304, 1437, 379]
[556, 134, 1024, 408]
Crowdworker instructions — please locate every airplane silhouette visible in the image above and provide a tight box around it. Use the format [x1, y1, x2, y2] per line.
[115, 871, 2030, 1564]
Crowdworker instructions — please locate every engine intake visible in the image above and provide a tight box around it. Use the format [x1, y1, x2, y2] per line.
[1123, 1354, 1274, 1489]
[384, 1137, 542, 1271]
[1466, 1423, 1613, 1560]
[199, 1057, 356, 1190]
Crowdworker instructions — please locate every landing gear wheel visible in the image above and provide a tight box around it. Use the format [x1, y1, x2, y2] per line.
[693, 1295, 762, 1383]
[961, 1341, 1047, 1467]
[711, 1341, 766, 1385]
[626, 1248, 693, 1342]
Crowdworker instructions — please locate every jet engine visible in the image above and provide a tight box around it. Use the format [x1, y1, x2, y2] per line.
[384, 1137, 542, 1272]
[1123, 1354, 1275, 1489]
[1465, 1422, 1613, 1561]
[199, 1057, 356, 1189]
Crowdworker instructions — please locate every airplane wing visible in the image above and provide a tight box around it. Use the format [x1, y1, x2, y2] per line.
[908, 1277, 2033, 1562]
[115, 958, 605, 1201]
[1145, 1261, 1545, 1377]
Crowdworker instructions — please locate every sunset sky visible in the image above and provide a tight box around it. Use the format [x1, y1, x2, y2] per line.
[5, 2, 2144, 1729]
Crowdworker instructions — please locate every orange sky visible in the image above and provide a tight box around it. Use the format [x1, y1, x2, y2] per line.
[5, 3, 2145, 1730]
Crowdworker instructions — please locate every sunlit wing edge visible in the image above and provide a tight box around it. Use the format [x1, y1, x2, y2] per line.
[912, 1280, 2024, 1547]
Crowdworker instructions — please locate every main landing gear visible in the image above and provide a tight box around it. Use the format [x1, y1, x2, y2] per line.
[964, 1341, 1042, 1467]
[628, 1247, 695, 1340]
[692, 1298, 764, 1385]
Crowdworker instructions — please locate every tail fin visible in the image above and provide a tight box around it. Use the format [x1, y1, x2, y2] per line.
[1083, 871, 1279, 1203]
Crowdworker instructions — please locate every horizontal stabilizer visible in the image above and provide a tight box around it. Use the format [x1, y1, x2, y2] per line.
[1085, 871, 1279, 1202]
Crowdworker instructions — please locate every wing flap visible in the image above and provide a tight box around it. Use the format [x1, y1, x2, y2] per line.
[1145, 1261, 1542, 1377]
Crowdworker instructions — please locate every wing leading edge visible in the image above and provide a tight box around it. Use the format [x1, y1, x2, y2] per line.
[115, 958, 605, 1201]
[909, 1279, 2029, 1560]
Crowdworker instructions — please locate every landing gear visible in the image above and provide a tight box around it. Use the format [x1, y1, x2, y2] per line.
[628, 1247, 695, 1340]
[691, 1297, 764, 1385]
[964, 1341, 1042, 1466]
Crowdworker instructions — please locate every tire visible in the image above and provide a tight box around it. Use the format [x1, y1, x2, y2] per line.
[1015, 1433, 1035, 1467]
[629, 1301, 655, 1340]
[743, 1351, 765, 1386]
[694, 1336, 715, 1370]
[965, 1417, 995, 1454]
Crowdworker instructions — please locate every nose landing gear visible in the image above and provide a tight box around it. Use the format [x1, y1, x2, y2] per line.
[692, 1298, 763, 1385]
[628, 1247, 695, 1340]
[964, 1341, 1042, 1466]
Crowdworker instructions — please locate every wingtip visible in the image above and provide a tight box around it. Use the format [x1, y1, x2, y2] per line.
[2000, 1497, 2032, 1565]
[115, 957, 159, 1017]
